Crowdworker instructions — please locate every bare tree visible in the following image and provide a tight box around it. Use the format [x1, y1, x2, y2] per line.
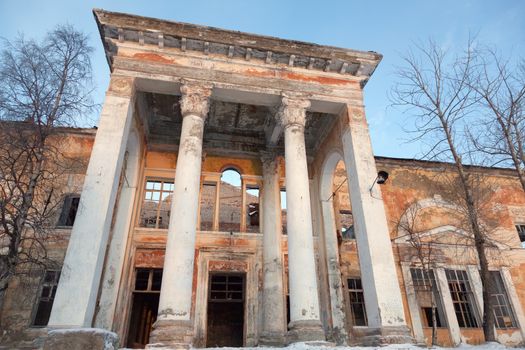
[0, 25, 94, 308]
[395, 200, 442, 345]
[391, 39, 498, 341]
[469, 50, 525, 191]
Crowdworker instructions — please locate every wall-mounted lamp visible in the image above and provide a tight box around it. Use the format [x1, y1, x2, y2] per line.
[369, 170, 389, 195]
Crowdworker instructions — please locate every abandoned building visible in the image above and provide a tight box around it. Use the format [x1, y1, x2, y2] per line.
[2, 8, 525, 349]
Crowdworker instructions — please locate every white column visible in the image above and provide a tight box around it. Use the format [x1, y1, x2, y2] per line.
[48, 76, 136, 327]
[279, 95, 325, 342]
[340, 105, 409, 336]
[260, 152, 286, 345]
[94, 126, 141, 332]
[435, 268, 461, 345]
[149, 81, 211, 347]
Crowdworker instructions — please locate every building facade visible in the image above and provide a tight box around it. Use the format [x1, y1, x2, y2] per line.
[1, 9, 525, 349]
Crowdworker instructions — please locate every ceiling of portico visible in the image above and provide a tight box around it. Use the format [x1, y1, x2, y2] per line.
[138, 91, 337, 157]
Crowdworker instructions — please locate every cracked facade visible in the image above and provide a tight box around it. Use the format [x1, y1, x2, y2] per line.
[2, 9, 525, 349]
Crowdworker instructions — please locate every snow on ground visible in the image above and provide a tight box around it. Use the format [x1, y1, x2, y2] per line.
[121, 342, 525, 350]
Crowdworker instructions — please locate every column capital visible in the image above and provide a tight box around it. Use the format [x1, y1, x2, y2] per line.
[107, 75, 136, 98]
[277, 95, 311, 129]
[179, 80, 213, 119]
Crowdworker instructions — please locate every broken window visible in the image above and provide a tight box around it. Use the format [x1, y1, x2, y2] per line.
[446, 269, 479, 328]
[339, 210, 355, 240]
[280, 189, 287, 235]
[246, 186, 260, 233]
[32, 270, 60, 326]
[490, 271, 517, 329]
[57, 194, 80, 227]
[515, 224, 525, 248]
[200, 183, 217, 231]
[410, 268, 446, 328]
[219, 169, 242, 232]
[139, 179, 174, 229]
[127, 268, 162, 348]
[347, 278, 367, 326]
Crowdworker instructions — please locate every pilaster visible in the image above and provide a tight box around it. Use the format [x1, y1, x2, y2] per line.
[48, 75, 136, 328]
[340, 105, 412, 345]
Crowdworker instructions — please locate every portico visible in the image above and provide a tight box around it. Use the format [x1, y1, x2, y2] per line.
[46, 9, 412, 349]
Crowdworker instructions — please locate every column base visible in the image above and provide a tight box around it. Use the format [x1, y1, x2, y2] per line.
[259, 331, 287, 346]
[286, 320, 327, 344]
[355, 325, 414, 346]
[43, 328, 118, 350]
[146, 319, 193, 349]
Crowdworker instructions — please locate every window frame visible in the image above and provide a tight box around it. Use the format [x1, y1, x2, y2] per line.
[137, 178, 175, 229]
[446, 269, 480, 328]
[410, 268, 447, 328]
[346, 277, 368, 327]
[31, 269, 61, 327]
[56, 193, 80, 227]
[489, 270, 518, 329]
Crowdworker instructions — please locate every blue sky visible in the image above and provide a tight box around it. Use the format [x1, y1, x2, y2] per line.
[1, 1, 524, 159]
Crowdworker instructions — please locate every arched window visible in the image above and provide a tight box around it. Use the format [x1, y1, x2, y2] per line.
[219, 169, 242, 232]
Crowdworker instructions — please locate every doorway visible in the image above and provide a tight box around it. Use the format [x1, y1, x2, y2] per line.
[206, 273, 245, 347]
[126, 268, 162, 348]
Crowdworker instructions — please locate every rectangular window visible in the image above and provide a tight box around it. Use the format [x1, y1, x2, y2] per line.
[200, 183, 217, 231]
[446, 269, 479, 328]
[139, 179, 174, 229]
[410, 268, 446, 328]
[490, 271, 517, 329]
[515, 225, 525, 248]
[57, 194, 80, 227]
[246, 186, 260, 233]
[347, 278, 368, 326]
[133, 268, 163, 292]
[33, 270, 60, 326]
[209, 274, 244, 302]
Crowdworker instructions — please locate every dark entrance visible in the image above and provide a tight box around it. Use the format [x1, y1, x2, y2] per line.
[206, 273, 245, 347]
[126, 268, 162, 348]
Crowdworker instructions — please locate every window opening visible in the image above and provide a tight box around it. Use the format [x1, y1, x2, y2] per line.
[139, 179, 174, 229]
[32, 270, 60, 326]
[219, 170, 242, 232]
[339, 210, 355, 240]
[410, 268, 446, 328]
[446, 269, 479, 328]
[200, 183, 217, 231]
[246, 186, 260, 233]
[57, 194, 80, 226]
[347, 278, 367, 326]
[127, 268, 162, 348]
[490, 271, 517, 329]
[515, 225, 525, 248]
[280, 189, 287, 235]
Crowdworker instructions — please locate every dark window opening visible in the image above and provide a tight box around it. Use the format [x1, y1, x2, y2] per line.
[446, 269, 479, 328]
[57, 195, 80, 226]
[32, 270, 60, 326]
[347, 278, 367, 326]
[126, 268, 162, 348]
[490, 271, 517, 329]
[515, 225, 525, 248]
